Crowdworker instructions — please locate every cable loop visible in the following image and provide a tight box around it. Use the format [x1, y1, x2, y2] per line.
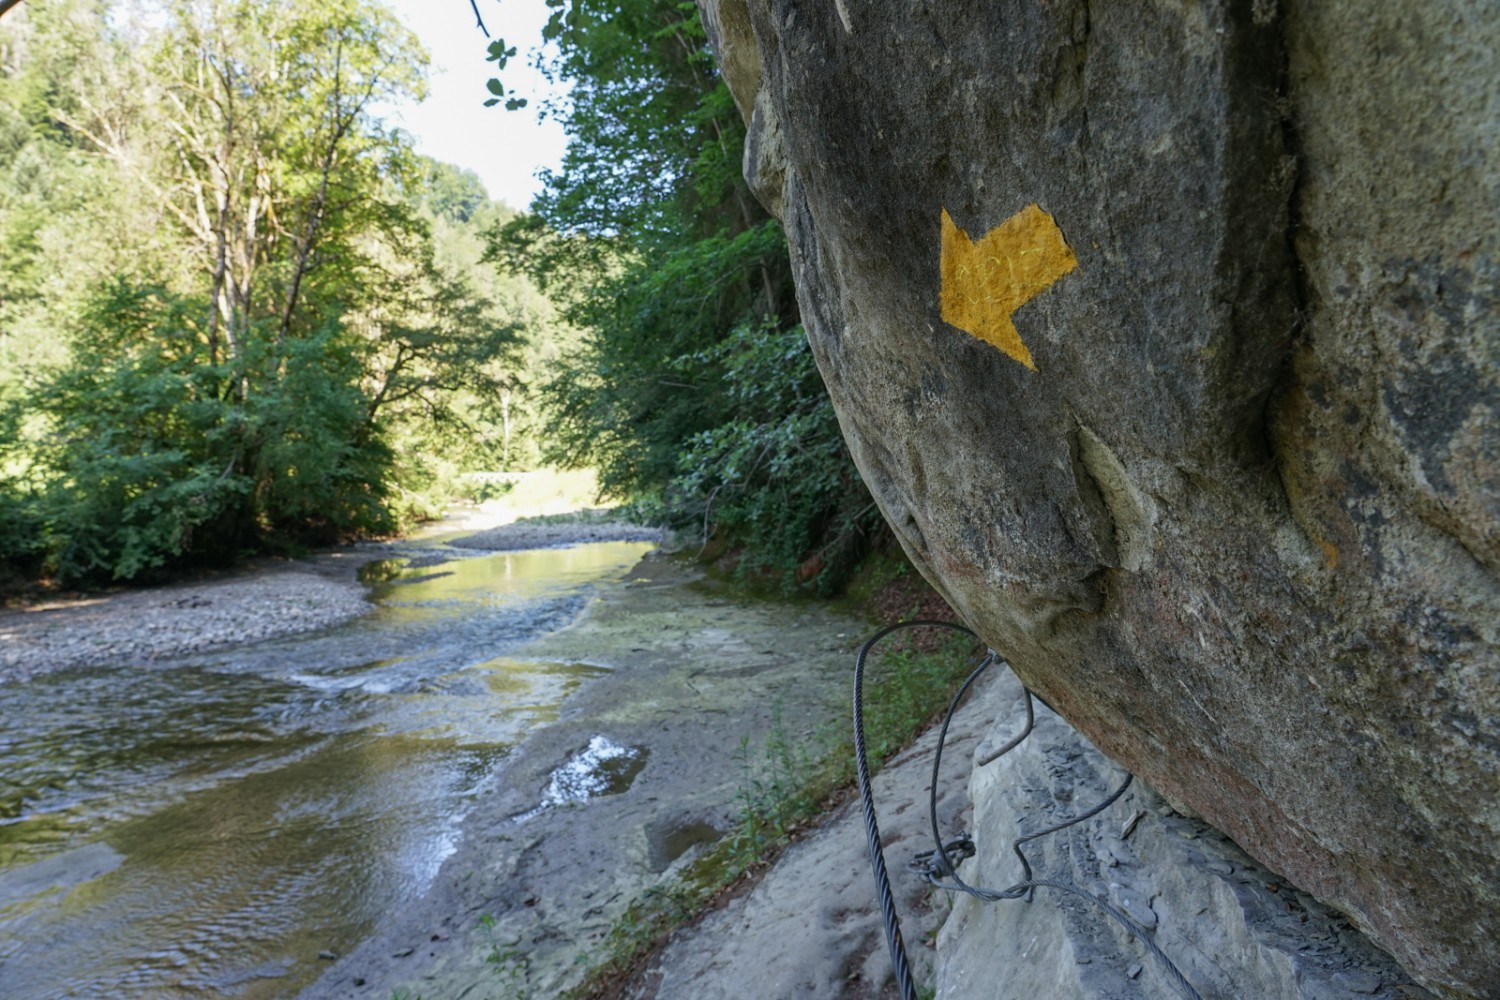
[854, 619, 1203, 1000]
[909, 836, 976, 883]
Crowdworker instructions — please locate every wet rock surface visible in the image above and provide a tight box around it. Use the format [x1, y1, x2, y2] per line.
[699, 0, 1499, 994]
[619, 676, 987, 1000]
[595, 666, 1429, 1000]
[298, 553, 870, 1000]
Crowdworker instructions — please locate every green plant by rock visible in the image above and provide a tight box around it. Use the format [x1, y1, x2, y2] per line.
[487, 0, 880, 594]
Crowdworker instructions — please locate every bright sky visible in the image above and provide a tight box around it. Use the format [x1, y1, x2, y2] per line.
[381, 0, 569, 211]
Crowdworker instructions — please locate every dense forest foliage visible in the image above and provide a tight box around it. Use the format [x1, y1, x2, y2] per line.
[0, 0, 878, 593]
[495, 0, 878, 590]
[0, 0, 559, 586]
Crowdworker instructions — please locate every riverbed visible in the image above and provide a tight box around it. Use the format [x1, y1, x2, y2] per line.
[0, 539, 653, 997]
[298, 548, 866, 999]
[0, 531, 870, 999]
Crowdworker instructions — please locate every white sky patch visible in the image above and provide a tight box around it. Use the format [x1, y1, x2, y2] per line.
[379, 0, 570, 212]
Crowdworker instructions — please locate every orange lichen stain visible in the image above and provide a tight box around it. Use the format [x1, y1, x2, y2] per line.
[1317, 538, 1339, 571]
[939, 204, 1079, 370]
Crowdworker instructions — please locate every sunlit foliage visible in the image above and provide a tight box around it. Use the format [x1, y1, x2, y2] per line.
[493, 0, 879, 591]
[0, 0, 531, 585]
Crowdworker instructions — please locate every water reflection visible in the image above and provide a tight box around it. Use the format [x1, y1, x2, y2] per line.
[0, 540, 651, 999]
[511, 735, 649, 823]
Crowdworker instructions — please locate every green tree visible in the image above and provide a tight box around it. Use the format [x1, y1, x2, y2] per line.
[0, 0, 136, 393]
[492, 0, 876, 590]
[404, 154, 559, 474]
[0, 0, 528, 585]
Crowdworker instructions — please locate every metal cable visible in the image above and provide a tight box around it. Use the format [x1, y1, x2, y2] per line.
[1013, 773, 1133, 889]
[854, 620, 1204, 1000]
[854, 619, 980, 1000]
[976, 682, 1033, 766]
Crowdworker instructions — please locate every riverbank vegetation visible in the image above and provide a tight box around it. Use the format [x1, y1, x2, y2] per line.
[0, 0, 882, 595]
[569, 631, 978, 1000]
[490, 0, 882, 593]
[0, 0, 562, 589]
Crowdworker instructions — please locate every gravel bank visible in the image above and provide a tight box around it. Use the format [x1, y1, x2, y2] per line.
[0, 566, 372, 685]
[446, 518, 663, 552]
[0, 515, 662, 687]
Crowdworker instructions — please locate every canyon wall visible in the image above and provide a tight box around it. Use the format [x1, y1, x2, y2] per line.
[698, 1, 1499, 996]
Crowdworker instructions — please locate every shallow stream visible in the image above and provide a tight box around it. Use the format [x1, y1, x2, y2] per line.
[0, 540, 654, 999]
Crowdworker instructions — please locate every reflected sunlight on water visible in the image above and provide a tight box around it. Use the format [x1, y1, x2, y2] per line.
[0, 541, 651, 999]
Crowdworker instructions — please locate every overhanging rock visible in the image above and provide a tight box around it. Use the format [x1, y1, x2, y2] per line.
[698, 1, 1500, 996]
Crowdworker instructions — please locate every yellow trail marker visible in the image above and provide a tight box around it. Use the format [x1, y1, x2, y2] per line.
[939, 204, 1079, 371]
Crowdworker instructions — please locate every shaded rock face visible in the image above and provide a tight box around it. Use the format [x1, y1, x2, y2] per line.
[699, 1, 1499, 996]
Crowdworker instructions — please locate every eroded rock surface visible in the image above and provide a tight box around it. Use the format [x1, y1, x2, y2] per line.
[700, 1, 1499, 995]
[299, 554, 867, 1000]
[939, 670, 1432, 1000]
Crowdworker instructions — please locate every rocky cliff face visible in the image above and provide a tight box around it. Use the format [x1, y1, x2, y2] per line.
[698, 1, 1499, 996]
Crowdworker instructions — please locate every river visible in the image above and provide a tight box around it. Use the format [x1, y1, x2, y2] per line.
[0, 540, 655, 999]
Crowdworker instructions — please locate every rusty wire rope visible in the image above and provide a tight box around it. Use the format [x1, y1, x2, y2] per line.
[853, 620, 1203, 1000]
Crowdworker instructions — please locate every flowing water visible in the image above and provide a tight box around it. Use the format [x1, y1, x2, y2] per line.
[0, 540, 655, 999]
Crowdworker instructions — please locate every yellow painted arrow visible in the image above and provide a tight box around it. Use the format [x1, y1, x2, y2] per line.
[939, 204, 1079, 371]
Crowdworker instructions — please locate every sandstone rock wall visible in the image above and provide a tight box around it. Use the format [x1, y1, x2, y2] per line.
[699, 1, 1499, 996]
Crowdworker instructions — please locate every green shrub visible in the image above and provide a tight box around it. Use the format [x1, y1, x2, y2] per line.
[663, 320, 879, 593]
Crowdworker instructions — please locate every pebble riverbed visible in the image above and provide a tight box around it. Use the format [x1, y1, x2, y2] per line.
[0, 569, 373, 685]
[0, 516, 665, 687]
